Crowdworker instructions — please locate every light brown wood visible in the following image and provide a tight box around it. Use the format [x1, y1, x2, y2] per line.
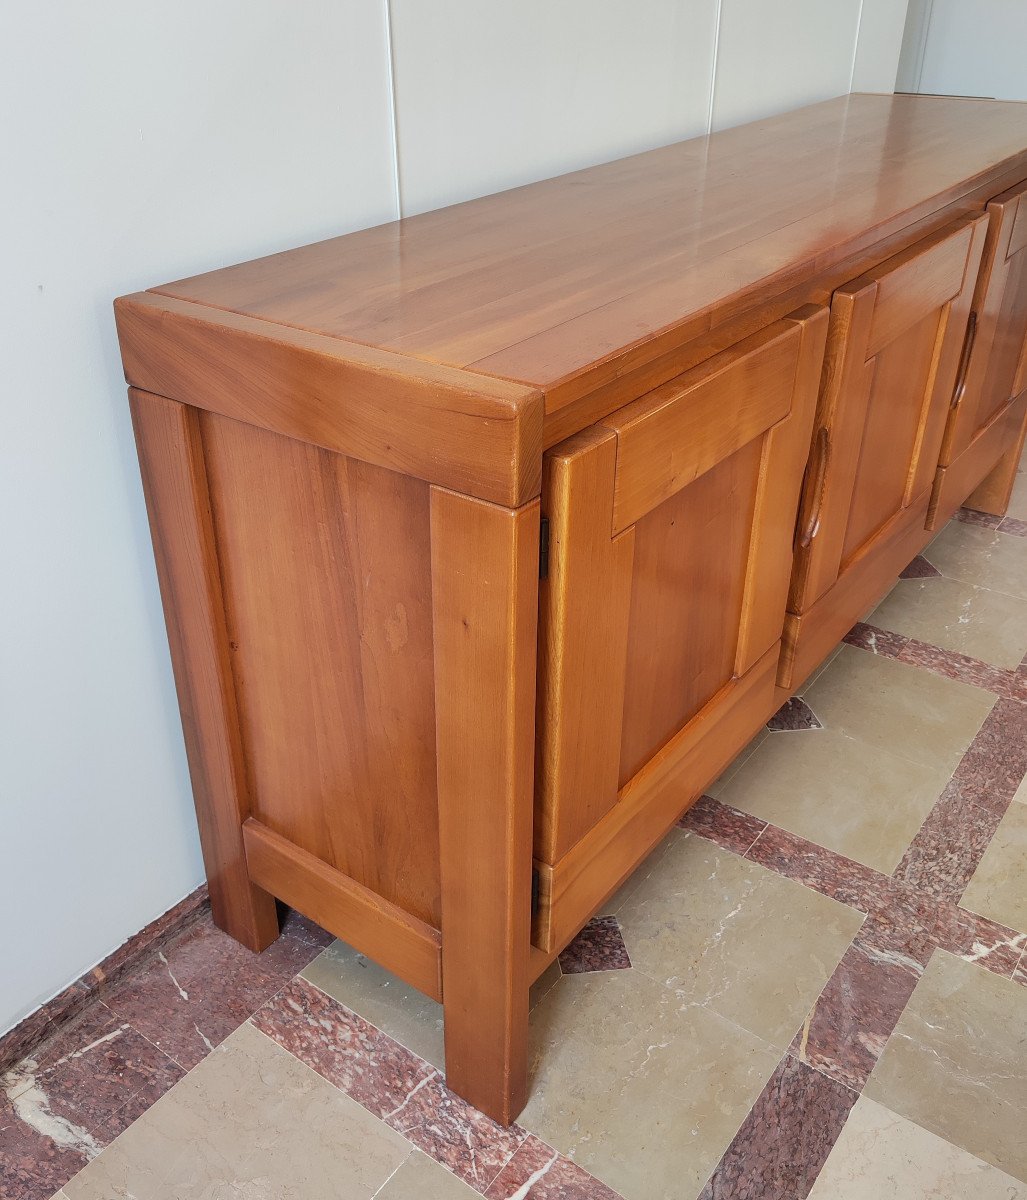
[534, 307, 824, 949]
[243, 818, 442, 1001]
[129, 389, 279, 952]
[430, 488, 539, 1125]
[117, 97, 1027, 1128]
[200, 413, 442, 925]
[116, 292, 544, 507]
[932, 181, 1027, 521]
[783, 215, 988, 682]
[536, 646, 779, 956]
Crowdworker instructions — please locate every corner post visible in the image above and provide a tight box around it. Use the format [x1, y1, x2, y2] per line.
[129, 388, 279, 951]
[429, 486, 539, 1124]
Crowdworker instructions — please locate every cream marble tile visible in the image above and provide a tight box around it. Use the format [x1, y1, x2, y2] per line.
[1012, 773, 1027, 805]
[868, 575, 1027, 668]
[866, 951, 1027, 1183]
[1005, 458, 1027, 521]
[709, 726, 948, 873]
[808, 1095, 1027, 1199]
[520, 968, 780, 1200]
[377, 1151, 479, 1198]
[612, 829, 864, 1048]
[803, 644, 995, 772]
[62, 1022, 410, 1200]
[301, 944, 562, 1073]
[924, 521, 1027, 600]
[961, 803, 1027, 933]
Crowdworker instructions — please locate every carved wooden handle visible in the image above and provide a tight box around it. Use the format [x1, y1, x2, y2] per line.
[798, 426, 831, 549]
[951, 310, 978, 409]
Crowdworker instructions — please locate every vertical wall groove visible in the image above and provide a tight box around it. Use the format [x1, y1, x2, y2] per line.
[383, 0, 403, 218]
[707, 0, 724, 134]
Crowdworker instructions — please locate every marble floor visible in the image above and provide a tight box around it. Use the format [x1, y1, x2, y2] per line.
[4, 482, 1027, 1200]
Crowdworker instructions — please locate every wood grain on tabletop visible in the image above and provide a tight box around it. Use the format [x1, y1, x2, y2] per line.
[152, 95, 1027, 399]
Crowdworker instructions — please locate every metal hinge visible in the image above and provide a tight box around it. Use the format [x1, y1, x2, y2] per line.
[531, 866, 541, 916]
[539, 516, 550, 578]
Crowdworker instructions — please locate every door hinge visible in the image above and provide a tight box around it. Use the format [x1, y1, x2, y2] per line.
[531, 866, 541, 916]
[539, 516, 550, 579]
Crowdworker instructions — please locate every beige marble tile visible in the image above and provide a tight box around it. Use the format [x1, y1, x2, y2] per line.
[808, 1095, 1027, 1199]
[520, 968, 780, 1200]
[62, 1022, 410, 1199]
[1004, 458, 1027, 521]
[866, 951, 1027, 1183]
[612, 829, 864, 1048]
[869, 575, 1027, 668]
[961, 803, 1027, 933]
[301, 943, 562, 1073]
[1012, 773, 1027, 805]
[803, 644, 995, 772]
[925, 521, 1027, 601]
[377, 1151, 478, 1198]
[707, 727, 769, 793]
[709, 726, 949, 873]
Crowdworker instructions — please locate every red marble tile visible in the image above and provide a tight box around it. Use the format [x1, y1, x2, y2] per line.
[895, 638, 1016, 700]
[743, 822, 884, 913]
[893, 779, 1002, 902]
[951, 698, 1027, 816]
[385, 1073, 526, 1193]
[790, 938, 919, 1091]
[998, 515, 1027, 538]
[485, 1135, 623, 1199]
[932, 906, 1027, 977]
[766, 696, 823, 731]
[251, 975, 434, 1119]
[956, 507, 1003, 530]
[899, 554, 942, 579]
[842, 622, 908, 658]
[1013, 951, 1027, 986]
[558, 916, 631, 974]
[679, 795, 767, 856]
[697, 1055, 856, 1200]
[103, 908, 330, 1069]
[0, 1091, 88, 1200]
[0, 983, 92, 1078]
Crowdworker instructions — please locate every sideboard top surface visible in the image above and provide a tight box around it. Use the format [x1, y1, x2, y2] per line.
[154, 93, 1027, 398]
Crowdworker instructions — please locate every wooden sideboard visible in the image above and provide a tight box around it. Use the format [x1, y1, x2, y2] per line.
[116, 94, 1027, 1125]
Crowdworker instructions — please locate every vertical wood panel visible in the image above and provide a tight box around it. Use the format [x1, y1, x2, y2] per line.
[430, 488, 539, 1125]
[129, 389, 278, 952]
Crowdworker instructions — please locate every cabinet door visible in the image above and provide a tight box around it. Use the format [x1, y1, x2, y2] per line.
[931, 181, 1027, 524]
[533, 307, 827, 955]
[781, 215, 988, 689]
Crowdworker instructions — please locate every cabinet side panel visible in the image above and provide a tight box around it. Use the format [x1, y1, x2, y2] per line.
[201, 412, 442, 927]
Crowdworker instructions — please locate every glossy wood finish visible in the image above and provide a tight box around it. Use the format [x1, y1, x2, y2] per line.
[780, 215, 988, 690]
[119, 95, 1027, 1126]
[129, 389, 279, 952]
[430, 489, 539, 1125]
[533, 308, 826, 949]
[156, 95, 1027, 404]
[932, 181, 1027, 525]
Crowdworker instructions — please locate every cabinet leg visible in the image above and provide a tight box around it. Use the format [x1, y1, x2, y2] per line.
[965, 408, 1027, 516]
[130, 388, 279, 953]
[430, 487, 538, 1125]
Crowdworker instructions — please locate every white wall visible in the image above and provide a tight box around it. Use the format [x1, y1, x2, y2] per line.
[0, 0, 908, 1035]
[897, 0, 1027, 101]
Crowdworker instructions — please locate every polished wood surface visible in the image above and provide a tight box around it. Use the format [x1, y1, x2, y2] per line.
[119, 95, 1027, 1126]
[534, 307, 824, 949]
[243, 819, 442, 1001]
[430, 490, 539, 1124]
[155, 95, 1027, 401]
[129, 389, 279, 952]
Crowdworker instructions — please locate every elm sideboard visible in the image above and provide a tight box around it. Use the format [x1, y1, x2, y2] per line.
[116, 93, 1027, 1125]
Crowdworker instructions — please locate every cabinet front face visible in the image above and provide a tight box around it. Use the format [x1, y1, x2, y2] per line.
[928, 181, 1027, 525]
[781, 215, 989, 689]
[533, 308, 827, 955]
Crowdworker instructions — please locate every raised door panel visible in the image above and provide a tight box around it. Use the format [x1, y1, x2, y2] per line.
[781, 215, 988, 689]
[929, 182, 1027, 526]
[533, 307, 827, 954]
